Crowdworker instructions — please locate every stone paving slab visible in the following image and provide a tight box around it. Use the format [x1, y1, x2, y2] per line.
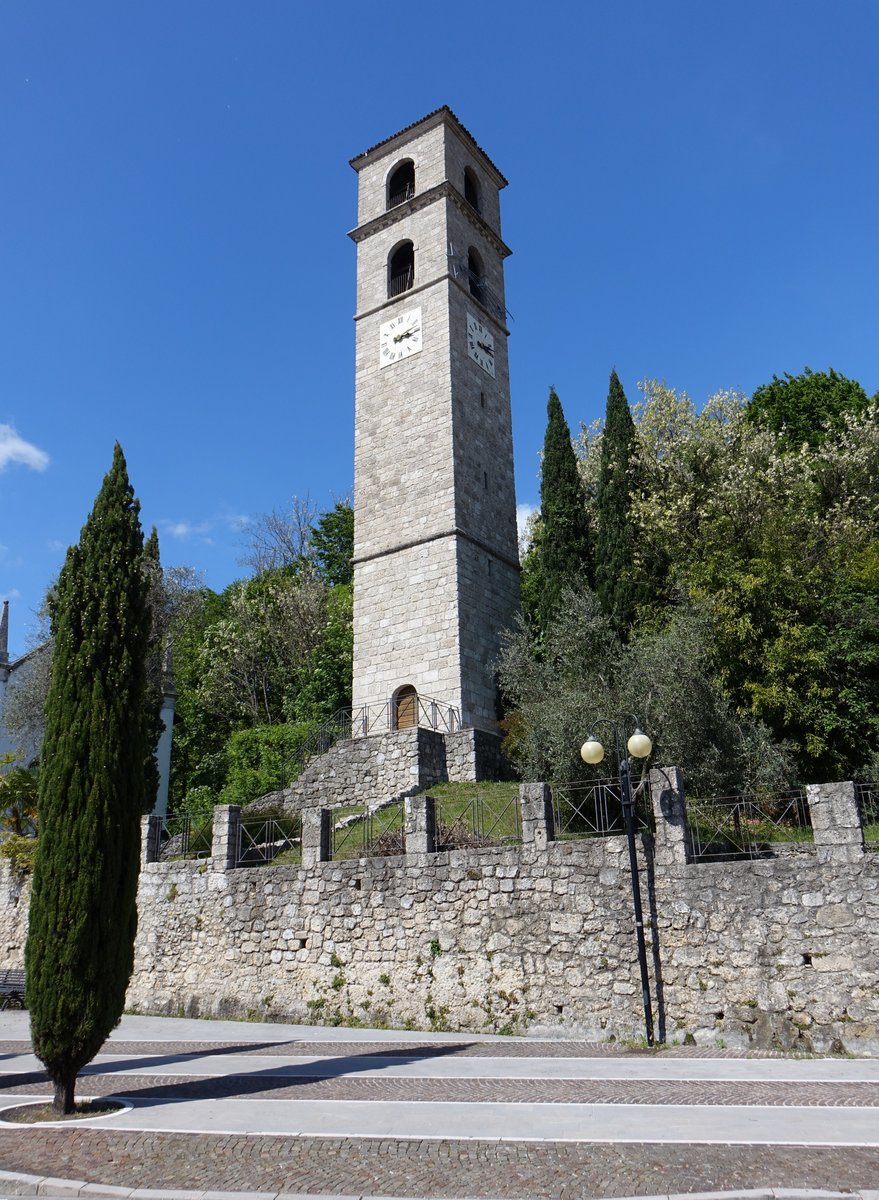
[3, 1070, 879, 1107]
[1, 1133, 878, 1198]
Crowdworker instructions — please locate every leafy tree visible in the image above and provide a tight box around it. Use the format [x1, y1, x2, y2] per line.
[535, 389, 592, 633]
[25, 444, 150, 1113]
[593, 371, 648, 636]
[312, 501, 354, 586]
[0, 755, 37, 836]
[498, 589, 792, 795]
[746, 367, 873, 450]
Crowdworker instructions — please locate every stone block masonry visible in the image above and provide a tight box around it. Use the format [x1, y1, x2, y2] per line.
[1, 775, 877, 1053]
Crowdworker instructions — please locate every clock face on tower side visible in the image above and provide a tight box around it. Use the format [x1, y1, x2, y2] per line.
[379, 307, 423, 367]
[467, 312, 495, 377]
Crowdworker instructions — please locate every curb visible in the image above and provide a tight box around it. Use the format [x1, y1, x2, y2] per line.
[2, 1173, 879, 1200]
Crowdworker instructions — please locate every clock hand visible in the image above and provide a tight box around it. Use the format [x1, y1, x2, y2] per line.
[477, 340, 494, 356]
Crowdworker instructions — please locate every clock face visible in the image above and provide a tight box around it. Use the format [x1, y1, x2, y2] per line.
[379, 307, 422, 367]
[467, 312, 495, 377]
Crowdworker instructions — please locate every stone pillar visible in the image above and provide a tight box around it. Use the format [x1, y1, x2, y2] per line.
[141, 814, 163, 867]
[210, 804, 241, 871]
[302, 807, 330, 867]
[807, 781, 864, 864]
[649, 767, 688, 870]
[405, 793, 436, 855]
[520, 783, 553, 850]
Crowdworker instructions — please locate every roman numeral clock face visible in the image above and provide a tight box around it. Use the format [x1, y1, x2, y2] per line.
[379, 308, 422, 367]
[467, 313, 495, 377]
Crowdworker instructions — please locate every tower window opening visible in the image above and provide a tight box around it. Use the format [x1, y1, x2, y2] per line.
[388, 241, 415, 298]
[464, 167, 481, 213]
[467, 247, 486, 306]
[483, 470, 488, 490]
[480, 391, 485, 408]
[387, 160, 415, 210]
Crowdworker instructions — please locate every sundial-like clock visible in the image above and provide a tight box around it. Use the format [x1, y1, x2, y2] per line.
[379, 307, 422, 367]
[467, 312, 495, 377]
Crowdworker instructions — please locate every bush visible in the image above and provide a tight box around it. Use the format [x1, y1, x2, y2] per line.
[219, 722, 315, 807]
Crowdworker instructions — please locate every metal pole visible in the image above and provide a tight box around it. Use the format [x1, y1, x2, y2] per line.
[619, 749, 655, 1047]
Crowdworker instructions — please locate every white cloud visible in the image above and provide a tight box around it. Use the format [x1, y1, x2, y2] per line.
[0, 425, 49, 472]
[517, 503, 537, 539]
[162, 519, 213, 539]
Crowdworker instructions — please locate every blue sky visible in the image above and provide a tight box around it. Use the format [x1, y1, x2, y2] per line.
[2, 1, 877, 654]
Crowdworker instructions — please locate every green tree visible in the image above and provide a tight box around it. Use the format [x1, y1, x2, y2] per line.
[746, 367, 872, 450]
[536, 389, 592, 634]
[593, 371, 648, 636]
[25, 444, 150, 1114]
[498, 589, 792, 795]
[312, 500, 354, 586]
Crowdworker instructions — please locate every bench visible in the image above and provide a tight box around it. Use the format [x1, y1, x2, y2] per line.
[0, 968, 26, 1011]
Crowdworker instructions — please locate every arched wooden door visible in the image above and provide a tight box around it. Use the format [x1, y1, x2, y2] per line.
[395, 685, 418, 730]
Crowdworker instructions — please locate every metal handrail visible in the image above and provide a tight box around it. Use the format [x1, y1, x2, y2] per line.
[387, 185, 415, 209]
[278, 696, 461, 791]
[388, 269, 413, 297]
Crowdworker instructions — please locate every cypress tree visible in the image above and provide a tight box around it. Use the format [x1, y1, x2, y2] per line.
[142, 527, 164, 812]
[25, 444, 150, 1113]
[537, 388, 592, 633]
[594, 370, 644, 636]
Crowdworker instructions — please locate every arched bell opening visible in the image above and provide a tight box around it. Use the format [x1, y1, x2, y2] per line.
[388, 241, 415, 298]
[387, 159, 415, 210]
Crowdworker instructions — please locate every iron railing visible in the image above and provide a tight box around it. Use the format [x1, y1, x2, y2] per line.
[278, 697, 461, 790]
[856, 783, 879, 849]
[236, 816, 302, 867]
[154, 814, 213, 862]
[331, 801, 406, 861]
[550, 778, 651, 840]
[435, 791, 522, 850]
[686, 792, 811, 862]
[448, 253, 509, 324]
[388, 269, 414, 297]
[387, 184, 415, 209]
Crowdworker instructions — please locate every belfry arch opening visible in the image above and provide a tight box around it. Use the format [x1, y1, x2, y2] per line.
[464, 167, 481, 213]
[387, 160, 415, 210]
[393, 684, 418, 730]
[468, 247, 486, 306]
[388, 241, 415, 298]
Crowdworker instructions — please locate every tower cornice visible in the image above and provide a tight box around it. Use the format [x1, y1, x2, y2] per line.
[348, 180, 511, 260]
[350, 106, 508, 189]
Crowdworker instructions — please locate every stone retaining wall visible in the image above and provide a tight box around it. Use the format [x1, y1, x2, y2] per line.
[2, 775, 877, 1053]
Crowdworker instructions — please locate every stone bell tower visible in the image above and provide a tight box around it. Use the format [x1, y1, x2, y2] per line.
[349, 108, 520, 732]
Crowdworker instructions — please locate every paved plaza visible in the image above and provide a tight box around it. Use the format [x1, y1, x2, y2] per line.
[0, 1013, 877, 1199]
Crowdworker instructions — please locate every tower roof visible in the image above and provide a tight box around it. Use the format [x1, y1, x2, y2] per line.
[349, 107, 508, 188]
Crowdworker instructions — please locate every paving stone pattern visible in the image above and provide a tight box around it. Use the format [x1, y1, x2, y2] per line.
[3, 1069, 879, 1107]
[0, 1129, 877, 1199]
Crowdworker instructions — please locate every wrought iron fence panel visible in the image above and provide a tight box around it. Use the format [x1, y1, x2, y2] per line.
[331, 802, 405, 860]
[236, 816, 302, 867]
[856, 784, 879, 849]
[278, 697, 462, 789]
[686, 791, 811, 862]
[157, 815, 213, 861]
[435, 792, 522, 851]
[550, 778, 651, 840]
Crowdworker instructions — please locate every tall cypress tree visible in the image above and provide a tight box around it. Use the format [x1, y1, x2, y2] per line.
[594, 370, 644, 636]
[25, 445, 150, 1113]
[537, 388, 592, 633]
[142, 527, 165, 812]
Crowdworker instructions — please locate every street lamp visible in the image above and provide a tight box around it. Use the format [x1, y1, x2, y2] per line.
[580, 718, 655, 1046]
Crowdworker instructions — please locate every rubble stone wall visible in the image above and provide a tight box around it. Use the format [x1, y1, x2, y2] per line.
[1, 776, 876, 1055]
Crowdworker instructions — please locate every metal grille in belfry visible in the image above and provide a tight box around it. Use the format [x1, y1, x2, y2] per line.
[435, 792, 522, 850]
[685, 792, 811, 861]
[550, 778, 649, 840]
[331, 802, 405, 861]
[236, 816, 302, 867]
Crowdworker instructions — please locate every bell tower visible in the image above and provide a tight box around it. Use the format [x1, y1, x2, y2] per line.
[349, 108, 520, 732]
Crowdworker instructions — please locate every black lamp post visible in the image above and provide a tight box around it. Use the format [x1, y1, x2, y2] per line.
[580, 718, 655, 1047]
